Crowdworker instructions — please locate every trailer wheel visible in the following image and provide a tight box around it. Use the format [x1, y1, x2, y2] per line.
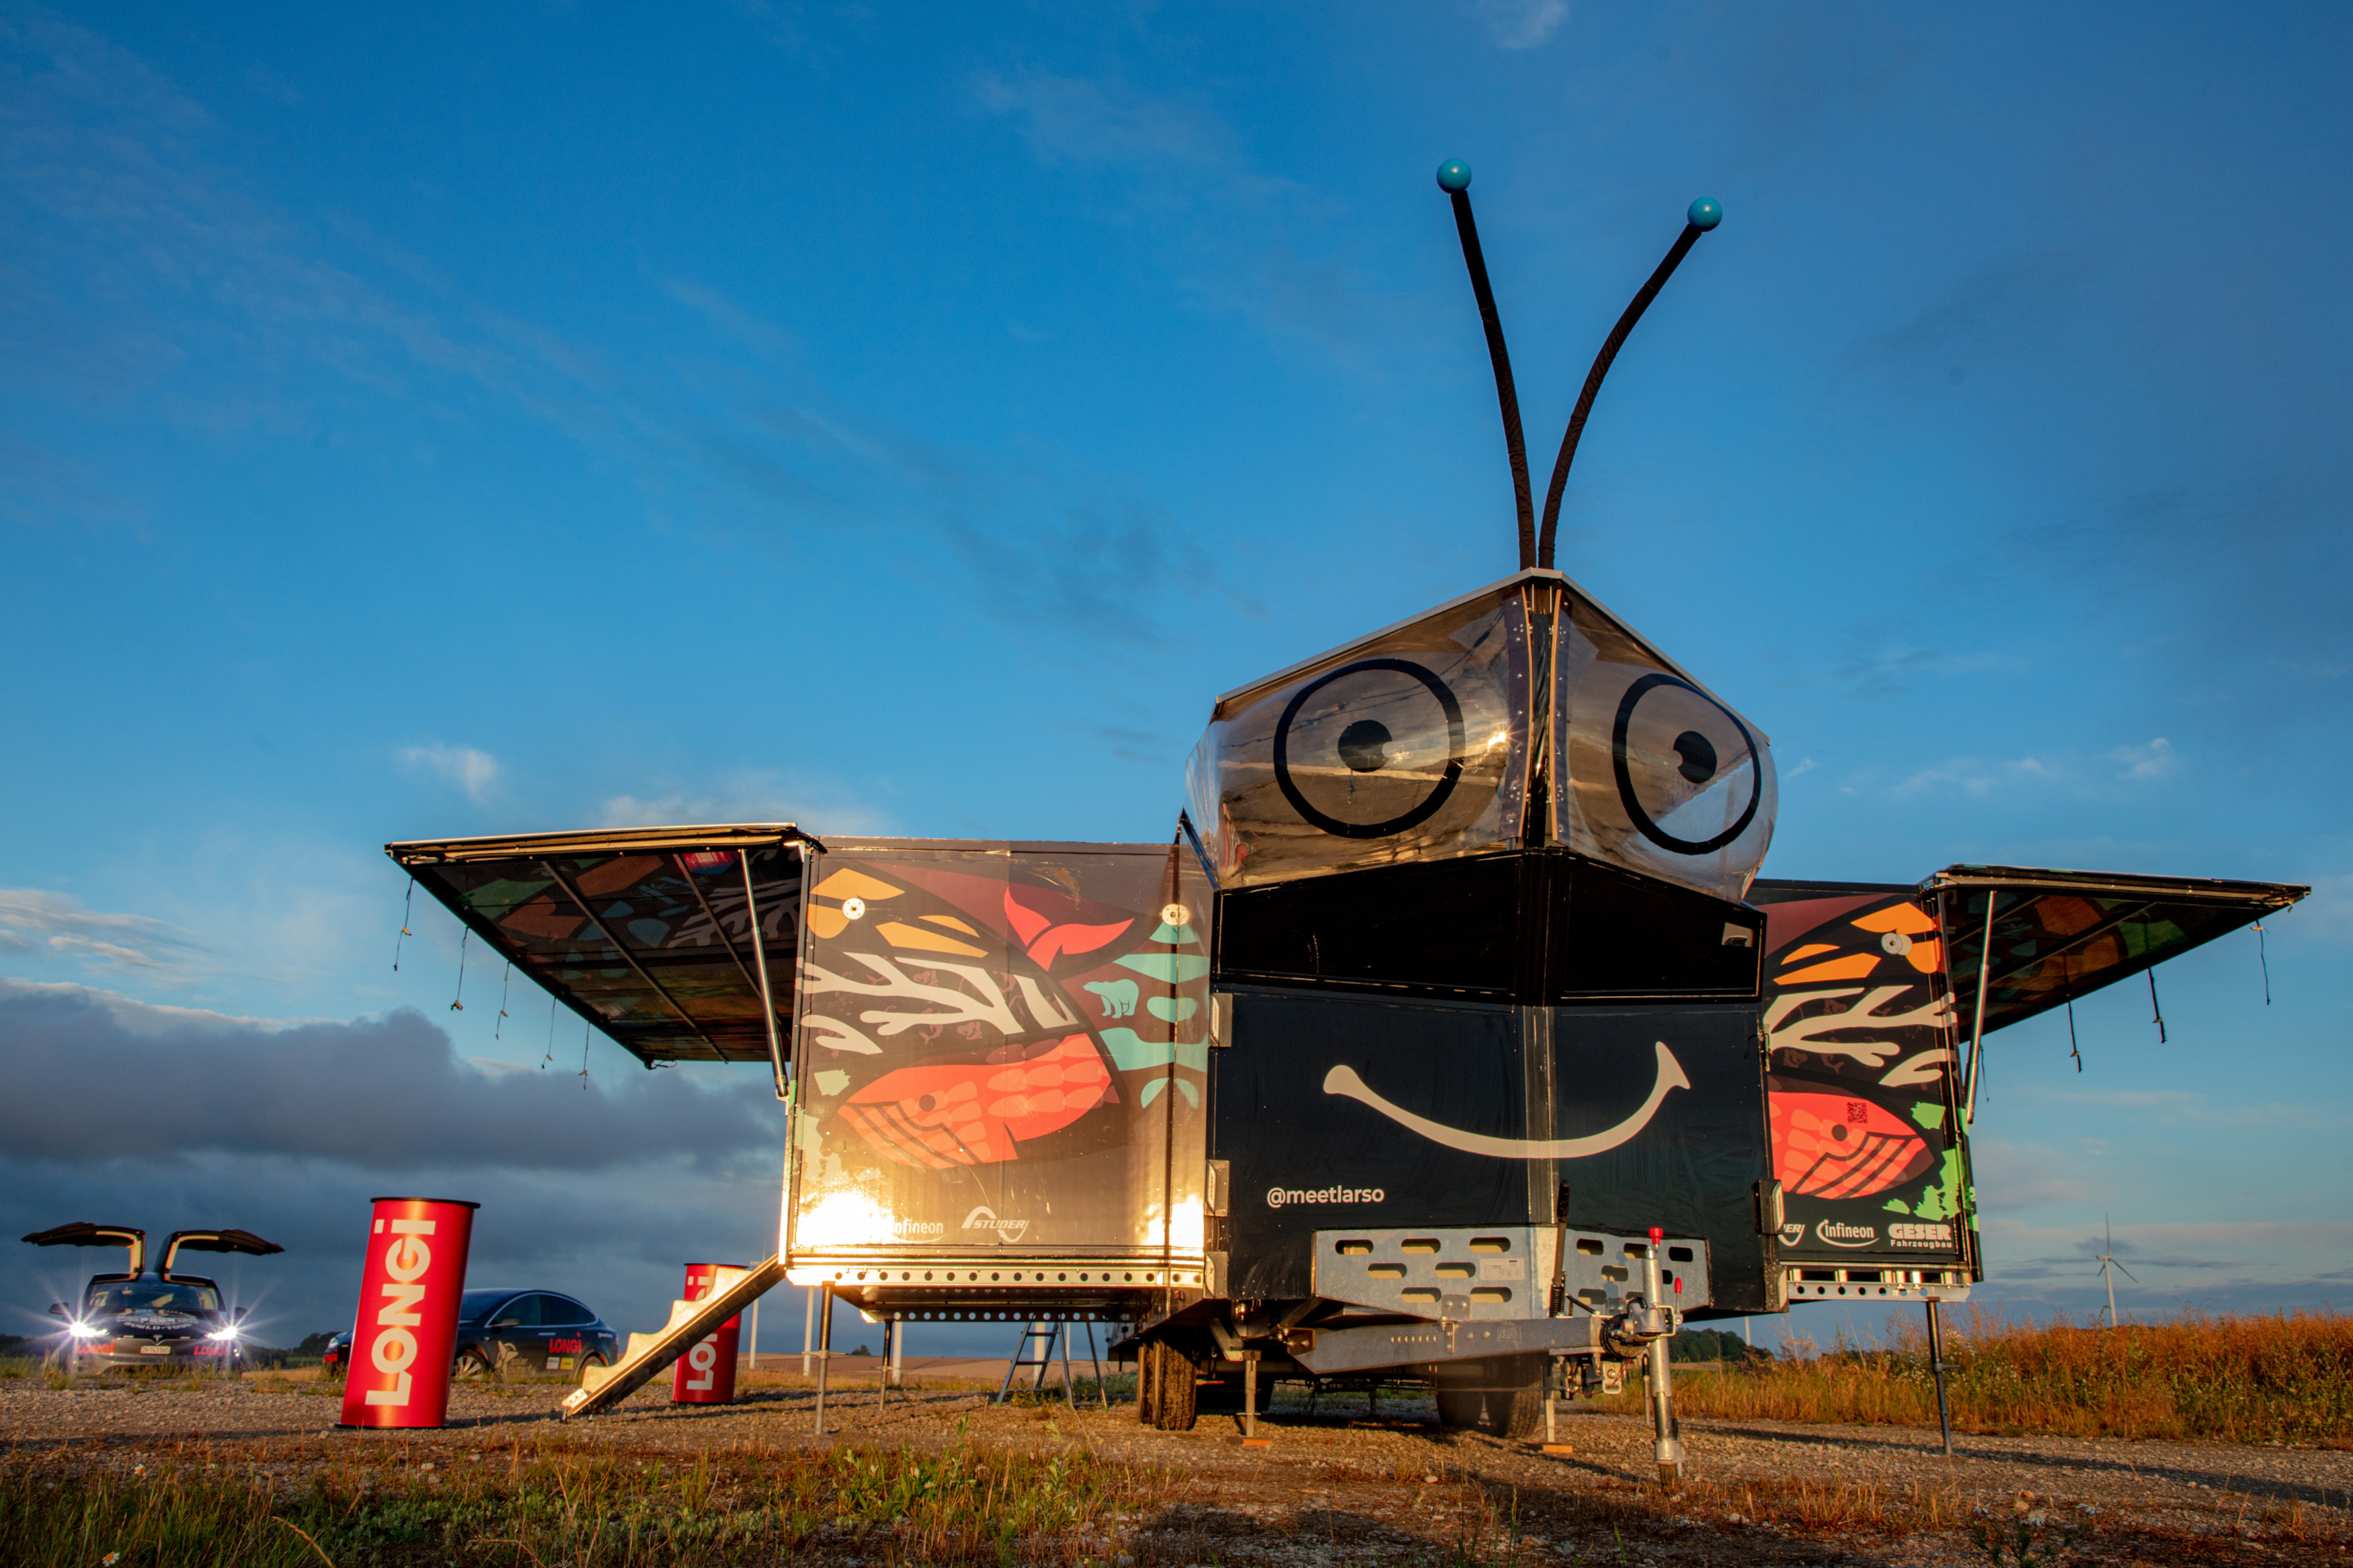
[1494, 1386, 1545, 1440]
[1138, 1340, 1197, 1432]
[1487, 1356, 1549, 1440]
[1432, 1385, 1485, 1429]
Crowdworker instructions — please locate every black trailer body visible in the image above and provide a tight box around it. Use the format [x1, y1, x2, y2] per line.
[1186, 569, 1778, 1325]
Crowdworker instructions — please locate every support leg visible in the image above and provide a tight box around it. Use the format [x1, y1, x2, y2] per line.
[1641, 1235, 1683, 1483]
[1242, 1350, 1259, 1438]
[801, 1284, 816, 1376]
[1926, 1298, 1954, 1457]
[813, 1284, 832, 1436]
[1646, 1346, 1683, 1482]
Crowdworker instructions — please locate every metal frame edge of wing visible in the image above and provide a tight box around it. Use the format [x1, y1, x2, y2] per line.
[385, 823, 812, 866]
[1919, 864, 2309, 907]
[813, 836, 1176, 857]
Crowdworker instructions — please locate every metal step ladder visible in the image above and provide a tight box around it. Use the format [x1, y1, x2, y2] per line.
[994, 1319, 1109, 1408]
[996, 1320, 1074, 1405]
[561, 1255, 787, 1419]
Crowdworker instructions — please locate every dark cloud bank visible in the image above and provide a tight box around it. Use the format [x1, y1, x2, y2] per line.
[0, 985, 809, 1350]
[0, 988, 774, 1170]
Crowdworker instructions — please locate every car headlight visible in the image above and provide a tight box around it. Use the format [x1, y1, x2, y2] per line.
[67, 1321, 104, 1339]
[208, 1325, 240, 1342]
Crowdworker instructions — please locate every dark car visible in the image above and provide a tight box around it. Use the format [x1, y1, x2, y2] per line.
[51, 1272, 251, 1372]
[323, 1290, 619, 1384]
[453, 1289, 620, 1382]
[26, 1224, 279, 1374]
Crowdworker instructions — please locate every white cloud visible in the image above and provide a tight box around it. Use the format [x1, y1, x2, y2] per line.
[2112, 736, 2176, 781]
[1966, 1139, 2102, 1210]
[971, 69, 1249, 176]
[1882, 755, 2054, 798]
[1473, 0, 1568, 50]
[0, 976, 298, 1034]
[0, 890, 204, 977]
[594, 769, 891, 836]
[2045, 1085, 2332, 1130]
[399, 743, 502, 802]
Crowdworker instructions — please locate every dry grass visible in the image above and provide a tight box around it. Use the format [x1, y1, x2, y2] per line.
[0, 1430, 1180, 1566]
[1603, 1307, 2353, 1445]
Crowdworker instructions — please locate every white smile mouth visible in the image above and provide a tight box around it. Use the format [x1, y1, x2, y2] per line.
[1321, 1042, 1690, 1160]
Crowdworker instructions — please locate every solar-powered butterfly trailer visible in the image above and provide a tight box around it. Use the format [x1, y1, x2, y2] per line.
[383, 162, 2304, 1460]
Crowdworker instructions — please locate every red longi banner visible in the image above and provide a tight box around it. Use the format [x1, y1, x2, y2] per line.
[340, 1197, 477, 1429]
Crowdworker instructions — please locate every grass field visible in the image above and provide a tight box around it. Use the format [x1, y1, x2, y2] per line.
[1613, 1307, 2353, 1446]
[1, 1434, 1179, 1567]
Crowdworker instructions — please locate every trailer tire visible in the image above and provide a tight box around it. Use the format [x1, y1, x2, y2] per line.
[1488, 1356, 1548, 1440]
[1433, 1385, 1485, 1429]
[1494, 1385, 1545, 1441]
[1138, 1340, 1197, 1432]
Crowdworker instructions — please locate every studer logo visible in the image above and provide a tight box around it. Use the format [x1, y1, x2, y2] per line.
[364, 1216, 436, 1408]
[961, 1205, 1030, 1243]
[1814, 1221, 1878, 1249]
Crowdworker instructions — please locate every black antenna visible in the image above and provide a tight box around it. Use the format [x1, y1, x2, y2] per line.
[1535, 197, 1722, 569]
[1437, 160, 1536, 570]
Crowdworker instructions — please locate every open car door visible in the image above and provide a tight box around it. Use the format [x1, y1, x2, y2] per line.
[160, 1230, 284, 1275]
[386, 825, 815, 1093]
[23, 1223, 147, 1275]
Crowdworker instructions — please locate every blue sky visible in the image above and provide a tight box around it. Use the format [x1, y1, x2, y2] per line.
[2, 1, 2348, 1355]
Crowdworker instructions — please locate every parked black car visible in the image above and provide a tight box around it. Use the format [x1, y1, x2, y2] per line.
[325, 1290, 621, 1383]
[24, 1224, 280, 1374]
[452, 1289, 620, 1382]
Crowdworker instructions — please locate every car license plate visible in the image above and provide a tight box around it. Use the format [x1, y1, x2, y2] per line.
[140, 1345, 169, 1355]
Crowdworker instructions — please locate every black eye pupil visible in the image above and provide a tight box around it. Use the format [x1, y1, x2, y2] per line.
[1673, 731, 1718, 784]
[1337, 720, 1392, 773]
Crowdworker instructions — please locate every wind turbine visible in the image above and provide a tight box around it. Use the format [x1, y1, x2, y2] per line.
[2093, 1213, 2138, 1329]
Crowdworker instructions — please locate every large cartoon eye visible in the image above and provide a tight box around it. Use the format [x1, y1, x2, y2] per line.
[1611, 673, 1762, 855]
[1273, 658, 1466, 839]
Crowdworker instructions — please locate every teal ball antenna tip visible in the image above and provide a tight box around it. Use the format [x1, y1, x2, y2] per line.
[1687, 197, 1722, 231]
[1436, 159, 1472, 194]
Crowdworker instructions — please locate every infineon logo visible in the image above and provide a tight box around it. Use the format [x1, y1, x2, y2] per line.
[1265, 1186, 1385, 1208]
[1814, 1221, 1878, 1249]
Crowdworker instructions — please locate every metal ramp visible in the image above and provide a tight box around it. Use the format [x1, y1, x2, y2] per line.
[561, 1256, 787, 1419]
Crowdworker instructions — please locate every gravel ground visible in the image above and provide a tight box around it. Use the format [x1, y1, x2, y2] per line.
[4, 1372, 2348, 1565]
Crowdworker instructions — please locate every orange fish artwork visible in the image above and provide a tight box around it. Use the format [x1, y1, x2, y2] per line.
[838, 1035, 1115, 1169]
[1770, 1091, 1933, 1199]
